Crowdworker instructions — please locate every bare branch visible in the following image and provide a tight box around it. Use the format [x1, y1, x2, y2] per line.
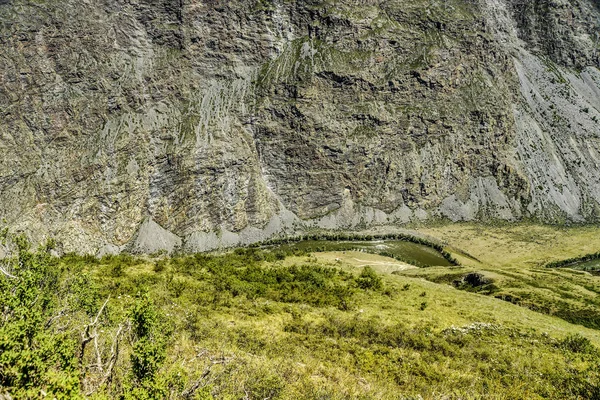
[0, 264, 17, 279]
[181, 368, 212, 399]
[182, 352, 235, 398]
[93, 332, 103, 373]
[45, 309, 67, 329]
[92, 297, 110, 326]
[209, 354, 234, 364]
[183, 349, 208, 366]
[85, 323, 127, 396]
[80, 296, 110, 362]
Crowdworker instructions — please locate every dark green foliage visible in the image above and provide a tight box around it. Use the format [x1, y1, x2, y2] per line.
[131, 337, 166, 383]
[332, 283, 355, 311]
[66, 272, 102, 316]
[559, 334, 596, 355]
[110, 263, 125, 278]
[0, 238, 178, 398]
[167, 277, 188, 298]
[493, 289, 600, 330]
[154, 259, 168, 273]
[0, 226, 9, 244]
[2, 235, 600, 399]
[451, 272, 499, 295]
[463, 273, 490, 287]
[356, 267, 383, 290]
[126, 294, 170, 398]
[167, 251, 359, 309]
[546, 251, 600, 269]
[130, 294, 161, 339]
[249, 232, 459, 266]
[43, 238, 57, 253]
[555, 307, 600, 330]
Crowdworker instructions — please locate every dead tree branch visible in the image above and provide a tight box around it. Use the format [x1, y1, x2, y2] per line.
[0, 262, 16, 279]
[79, 296, 110, 362]
[85, 323, 126, 396]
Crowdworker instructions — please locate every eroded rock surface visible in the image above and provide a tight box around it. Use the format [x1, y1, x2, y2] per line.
[0, 0, 598, 253]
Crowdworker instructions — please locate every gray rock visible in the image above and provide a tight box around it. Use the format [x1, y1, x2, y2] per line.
[129, 218, 182, 254]
[0, 0, 598, 252]
[49, 249, 62, 258]
[96, 244, 122, 258]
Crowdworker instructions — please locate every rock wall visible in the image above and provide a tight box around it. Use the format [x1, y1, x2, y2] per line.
[0, 0, 598, 253]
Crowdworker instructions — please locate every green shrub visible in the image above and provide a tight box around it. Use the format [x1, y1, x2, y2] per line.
[154, 259, 168, 273]
[356, 267, 383, 290]
[560, 334, 596, 354]
[245, 370, 285, 399]
[109, 263, 125, 278]
[122, 294, 172, 398]
[66, 272, 101, 316]
[0, 242, 81, 398]
[168, 277, 188, 298]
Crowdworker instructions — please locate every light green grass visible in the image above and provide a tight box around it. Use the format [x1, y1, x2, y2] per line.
[3, 225, 600, 398]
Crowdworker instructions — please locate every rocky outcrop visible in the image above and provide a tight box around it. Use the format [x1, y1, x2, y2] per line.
[0, 0, 598, 253]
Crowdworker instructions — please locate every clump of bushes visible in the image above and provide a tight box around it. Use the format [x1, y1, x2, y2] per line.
[2, 234, 600, 399]
[559, 334, 596, 355]
[452, 272, 498, 294]
[125, 294, 172, 399]
[546, 251, 600, 269]
[248, 232, 459, 266]
[163, 250, 384, 310]
[356, 267, 383, 290]
[0, 237, 80, 398]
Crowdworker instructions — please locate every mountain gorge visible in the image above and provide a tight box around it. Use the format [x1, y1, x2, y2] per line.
[0, 0, 599, 254]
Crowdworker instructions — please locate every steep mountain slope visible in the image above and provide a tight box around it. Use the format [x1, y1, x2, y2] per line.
[0, 0, 599, 253]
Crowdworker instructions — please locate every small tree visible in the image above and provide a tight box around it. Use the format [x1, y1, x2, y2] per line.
[124, 293, 170, 399]
[356, 267, 383, 291]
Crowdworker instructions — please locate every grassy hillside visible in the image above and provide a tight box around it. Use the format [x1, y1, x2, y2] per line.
[2, 225, 600, 399]
[406, 223, 600, 330]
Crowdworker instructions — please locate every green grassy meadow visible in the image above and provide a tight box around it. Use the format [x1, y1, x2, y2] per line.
[2, 224, 600, 399]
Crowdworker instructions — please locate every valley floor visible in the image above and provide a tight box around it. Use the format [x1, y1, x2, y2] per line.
[2, 223, 600, 399]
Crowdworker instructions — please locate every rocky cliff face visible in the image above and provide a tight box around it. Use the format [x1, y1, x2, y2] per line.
[0, 0, 599, 254]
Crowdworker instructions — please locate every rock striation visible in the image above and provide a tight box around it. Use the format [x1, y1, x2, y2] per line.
[0, 0, 599, 253]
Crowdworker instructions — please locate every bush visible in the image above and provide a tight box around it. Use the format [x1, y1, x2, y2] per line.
[67, 272, 101, 316]
[109, 263, 125, 278]
[245, 369, 285, 399]
[127, 294, 170, 392]
[154, 259, 168, 273]
[0, 242, 81, 398]
[560, 334, 596, 354]
[168, 277, 188, 298]
[356, 267, 383, 290]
